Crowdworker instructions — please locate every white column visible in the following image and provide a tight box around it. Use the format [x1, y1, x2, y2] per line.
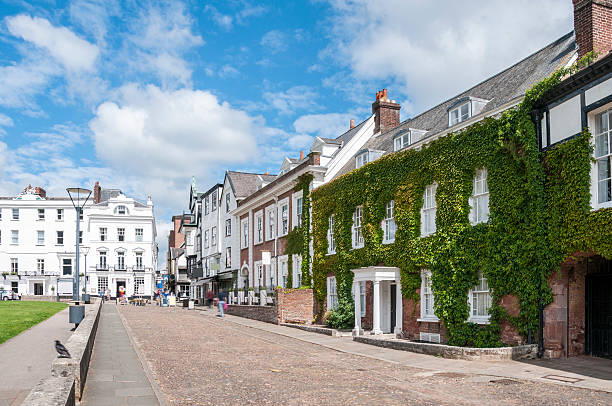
[394, 281, 403, 336]
[352, 280, 363, 336]
[372, 280, 382, 335]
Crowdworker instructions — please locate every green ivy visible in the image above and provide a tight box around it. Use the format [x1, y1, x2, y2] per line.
[305, 53, 611, 347]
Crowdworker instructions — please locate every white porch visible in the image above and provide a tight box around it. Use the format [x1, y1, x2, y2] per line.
[351, 266, 402, 336]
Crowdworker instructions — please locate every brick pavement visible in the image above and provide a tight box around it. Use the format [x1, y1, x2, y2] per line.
[81, 304, 159, 406]
[119, 305, 612, 405]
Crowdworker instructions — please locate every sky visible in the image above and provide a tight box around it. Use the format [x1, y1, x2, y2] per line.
[0, 0, 574, 268]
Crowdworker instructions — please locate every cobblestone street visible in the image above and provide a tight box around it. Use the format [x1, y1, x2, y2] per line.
[119, 305, 612, 406]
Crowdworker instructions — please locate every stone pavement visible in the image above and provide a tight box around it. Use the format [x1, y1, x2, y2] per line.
[219, 310, 612, 393]
[0, 306, 72, 406]
[80, 303, 159, 406]
[118, 305, 612, 405]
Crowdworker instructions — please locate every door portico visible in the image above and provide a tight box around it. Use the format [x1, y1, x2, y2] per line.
[351, 266, 402, 336]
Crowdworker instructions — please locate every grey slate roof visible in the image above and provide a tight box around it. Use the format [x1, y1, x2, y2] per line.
[335, 32, 577, 178]
[226, 171, 276, 200]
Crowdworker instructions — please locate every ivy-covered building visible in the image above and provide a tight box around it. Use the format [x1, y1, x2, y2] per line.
[309, 1, 612, 357]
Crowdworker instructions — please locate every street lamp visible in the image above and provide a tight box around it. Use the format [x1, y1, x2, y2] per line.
[66, 187, 92, 302]
[82, 246, 90, 298]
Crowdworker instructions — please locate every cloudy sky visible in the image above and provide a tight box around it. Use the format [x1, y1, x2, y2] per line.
[0, 0, 574, 266]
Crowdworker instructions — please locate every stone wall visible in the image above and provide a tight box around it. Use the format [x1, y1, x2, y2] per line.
[226, 304, 277, 324]
[276, 288, 313, 324]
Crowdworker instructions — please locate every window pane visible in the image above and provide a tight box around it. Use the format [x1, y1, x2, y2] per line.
[596, 111, 609, 135]
[595, 133, 609, 158]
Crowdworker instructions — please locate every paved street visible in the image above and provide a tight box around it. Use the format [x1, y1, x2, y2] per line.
[0, 307, 72, 406]
[118, 305, 612, 406]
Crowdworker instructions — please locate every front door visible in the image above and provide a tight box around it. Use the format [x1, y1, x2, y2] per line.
[390, 283, 397, 333]
[34, 283, 43, 295]
[586, 259, 612, 357]
[116, 281, 126, 298]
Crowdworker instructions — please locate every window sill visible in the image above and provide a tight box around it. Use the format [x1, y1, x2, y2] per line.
[468, 317, 491, 325]
[326, 251, 336, 256]
[352, 245, 364, 250]
[382, 239, 395, 245]
[56, 220, 64, 222]
[417, 317, 440, 323]
[592, 201, 612, 211]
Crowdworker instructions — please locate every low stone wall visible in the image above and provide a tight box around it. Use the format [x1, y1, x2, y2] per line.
[226, 305, 277, 324]
[354, 336, 538, 361]
[21, 295, 72, 302]
[22, 298, 103, 405]
[276, 288, 314, 324]
[281, 323, 352, 337]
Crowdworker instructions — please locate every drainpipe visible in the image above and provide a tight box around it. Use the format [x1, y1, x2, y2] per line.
[566, 267, 571, 358]
[274, 196, 278, 290]
[538, 270, 544, 358]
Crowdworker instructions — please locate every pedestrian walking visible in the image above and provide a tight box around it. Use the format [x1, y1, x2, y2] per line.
[206, 289, 214, 308]
[99, 289, 104, 303]
[217, 289, 227, 318]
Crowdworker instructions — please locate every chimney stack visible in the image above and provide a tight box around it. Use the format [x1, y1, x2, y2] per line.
[300, 150, 304, 160]
[350, 119, 355, 129]
[573, 0, 612, 58]
[34, 186, 46, 198]
[372, 88, 400, 134]
[94, 181, 101, 204]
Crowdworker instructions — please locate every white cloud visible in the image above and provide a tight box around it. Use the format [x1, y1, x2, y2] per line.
[0, 56, 58, 110]
[0, 113, 14, 133]
[6, 15, 99, 71]
[125, 3, 204, 87]
[264, 86, 319, 115]
[293, 112, 355, 139]
[89, 84, 259, 204]
[219, 65, 240, 78]
[260, 30, 288, 53]
[325, 0, 573, 112]
[205, 5, 233, 30]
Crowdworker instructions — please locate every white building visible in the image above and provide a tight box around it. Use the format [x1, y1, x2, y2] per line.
[0, 184, 157, 299]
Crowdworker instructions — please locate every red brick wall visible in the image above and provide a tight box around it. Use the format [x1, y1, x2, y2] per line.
[400, 295, 447, 343]
[276, 288, 314, 324]
[573, 0, 612, 58]
[372, 98, 400, 134]
[543, 257, 590, 358]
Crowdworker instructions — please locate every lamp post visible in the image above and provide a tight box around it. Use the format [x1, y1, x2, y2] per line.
[66, 187, 92, 302]
[82, 246, 90, 296]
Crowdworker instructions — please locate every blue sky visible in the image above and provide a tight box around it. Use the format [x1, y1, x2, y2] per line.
[0, 0, 574, 264]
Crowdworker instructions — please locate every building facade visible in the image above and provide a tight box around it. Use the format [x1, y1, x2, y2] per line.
[0, 183, 158, 299]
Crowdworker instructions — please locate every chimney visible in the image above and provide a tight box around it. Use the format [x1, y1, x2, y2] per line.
[94, 181, 101, 204]
[350, 119, 355, 129]
[573, 0, 612, 58]
[34, 186, 46, 198]
[372, 88, 400, 134]
[264, 171, 269, 175]
[300, 150, 304, 160]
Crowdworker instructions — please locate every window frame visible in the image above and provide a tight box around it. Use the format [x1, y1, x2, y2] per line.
[419, 269, 439, 322]
[352, 206, 364, 248]
[135, 228, 143, 242]
[421, 183, 437, 237]
[117, 228, 125, 242]
[241, 218, 249, 249]
[37, 258, 45, 274]
[56, 231, 64, 245]
[326, 276, 338, 311]
[355, 151, 368, 169]
[468, 272, 492, 324]
[57, 209, 64, 221]
[393, 131, 411, 152]
[100, 227, 107, 241]
[11, 230, 18, 245]
[38, 208, 45, 220]
[225, 218, 232, 237]
[37, 230, 45, 245]
[449, 101, 471, 126]
[327, 215, 336, 254]
[593, 107, 612, 208]
[254, 210, 264, 244]
[470, 168, 490, 225]
[12, 208, 19, 220]
[383, 200, 396, 244]
[278, 198, 289, 236]
[265, 205, 275, 241]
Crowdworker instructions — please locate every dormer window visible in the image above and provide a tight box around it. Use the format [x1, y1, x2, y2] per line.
[356, 149, 384, 169]
[115, 205, 127, 215]
[394, 131, 411, 152]
[449, 102, 470, 126]
[356, 151, 368, 168]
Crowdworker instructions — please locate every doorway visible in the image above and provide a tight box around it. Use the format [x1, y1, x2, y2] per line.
[34, 283, 43, 295]
[586, 259, 612, 358]
[116, 280, 126, 298]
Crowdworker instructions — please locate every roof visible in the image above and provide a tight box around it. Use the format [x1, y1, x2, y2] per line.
[335, 31, 577, 177]
[226, 171, 276, 200]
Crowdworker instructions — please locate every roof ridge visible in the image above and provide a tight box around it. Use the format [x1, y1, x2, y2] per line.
[397, 31, 575, 128]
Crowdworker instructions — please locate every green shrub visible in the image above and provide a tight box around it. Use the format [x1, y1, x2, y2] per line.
[325, 300, 355, 329]
[447, 322, 504, 348]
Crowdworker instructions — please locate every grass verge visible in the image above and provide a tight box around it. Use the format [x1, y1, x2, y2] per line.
[0, 301, 68, 344]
